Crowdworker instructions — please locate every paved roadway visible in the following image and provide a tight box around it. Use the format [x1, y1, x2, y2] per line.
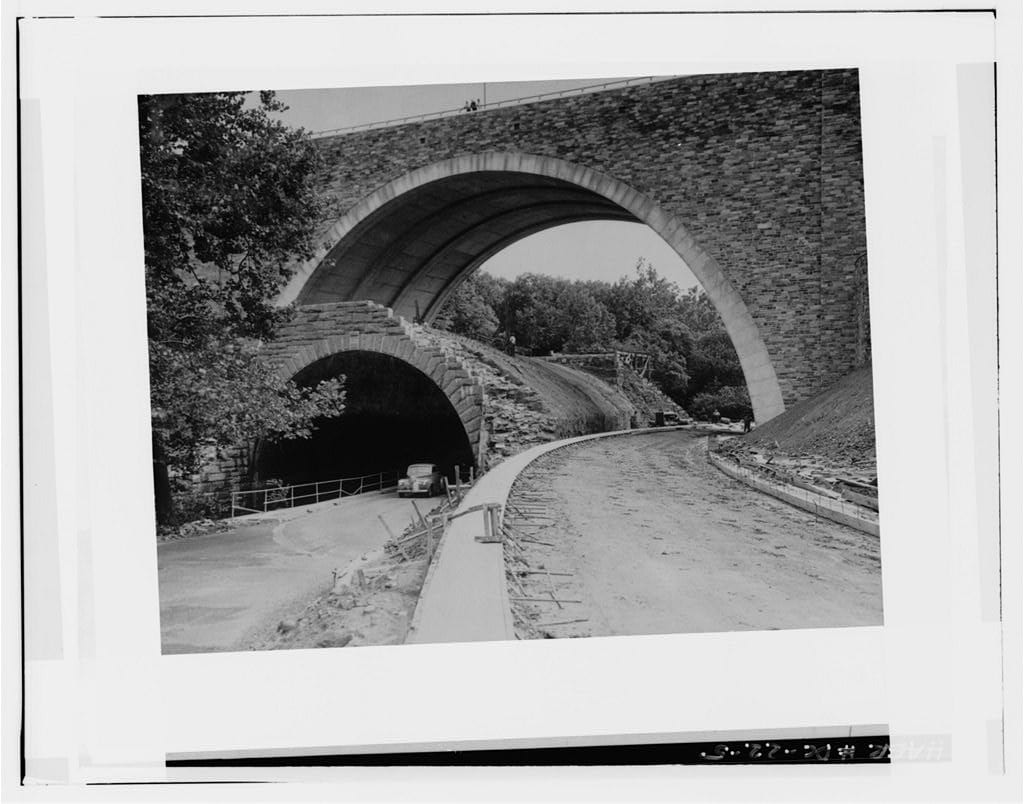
[158, 491, 412, 654]
[508, 429, 883, 637]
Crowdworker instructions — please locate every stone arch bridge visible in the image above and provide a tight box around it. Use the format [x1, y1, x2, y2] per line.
[279, 68, 870, 424]
[189, 70, 871, 502]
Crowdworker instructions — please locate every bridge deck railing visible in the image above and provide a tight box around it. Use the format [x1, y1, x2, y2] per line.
[230, 470, 401, 517]
[309, 75, 675, 138]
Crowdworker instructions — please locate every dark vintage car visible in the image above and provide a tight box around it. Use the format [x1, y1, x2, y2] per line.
[397, 463, 443, 498]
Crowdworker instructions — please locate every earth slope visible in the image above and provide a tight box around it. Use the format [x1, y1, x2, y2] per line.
[720, 365, 878, 479]
[411, 328, 637, 466]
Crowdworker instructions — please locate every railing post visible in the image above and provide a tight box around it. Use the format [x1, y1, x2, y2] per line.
[315, 481, 320, 504]
[263, 489, 268, 513]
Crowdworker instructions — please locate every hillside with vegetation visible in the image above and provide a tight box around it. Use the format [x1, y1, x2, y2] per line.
[433, 259, 752, 421]
[412, 326, 636, 466]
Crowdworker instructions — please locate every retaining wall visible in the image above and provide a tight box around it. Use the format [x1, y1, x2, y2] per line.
[707, 450, 880, 537]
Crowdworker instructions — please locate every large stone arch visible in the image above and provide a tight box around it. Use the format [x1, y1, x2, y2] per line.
[277, 153, 786, 422]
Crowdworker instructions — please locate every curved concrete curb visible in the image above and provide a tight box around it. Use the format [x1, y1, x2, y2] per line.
[708, 451, 880, 537]
[404, 425, 690, 645]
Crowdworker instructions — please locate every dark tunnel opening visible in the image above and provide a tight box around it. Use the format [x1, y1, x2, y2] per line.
[255, 350, 475, 488]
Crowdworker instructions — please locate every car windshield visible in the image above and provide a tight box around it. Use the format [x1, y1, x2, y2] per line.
[407, 464, 435, 477]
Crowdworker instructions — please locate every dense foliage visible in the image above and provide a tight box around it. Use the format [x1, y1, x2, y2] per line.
[140, 91, 346, 522]
[434, 259, 752, 418]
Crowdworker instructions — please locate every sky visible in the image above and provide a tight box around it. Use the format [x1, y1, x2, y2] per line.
[264, 79, 701, 291]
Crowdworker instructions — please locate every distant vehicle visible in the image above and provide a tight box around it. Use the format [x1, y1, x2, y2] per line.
[397, 463, 443, 498]
[651, 410, 683, 427]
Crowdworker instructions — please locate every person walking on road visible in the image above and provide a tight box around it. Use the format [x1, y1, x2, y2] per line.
[743, 412, 753, 433]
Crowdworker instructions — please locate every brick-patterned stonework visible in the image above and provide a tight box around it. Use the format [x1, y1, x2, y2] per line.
[280, 69, 869, 417]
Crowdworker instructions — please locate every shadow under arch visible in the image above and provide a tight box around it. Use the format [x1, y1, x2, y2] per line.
[255, 347, 477, 487]
[278, 152, 785, 422]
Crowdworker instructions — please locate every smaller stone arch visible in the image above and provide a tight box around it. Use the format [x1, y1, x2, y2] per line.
[261, 302, 486, 460]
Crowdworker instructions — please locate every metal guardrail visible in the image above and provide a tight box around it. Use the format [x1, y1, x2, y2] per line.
[230, 470, 400, 517]
[310, 75, 674, 138]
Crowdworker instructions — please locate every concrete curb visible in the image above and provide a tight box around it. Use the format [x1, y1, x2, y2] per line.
[404, 425, 691, 645]
[707, 450, 880, 537]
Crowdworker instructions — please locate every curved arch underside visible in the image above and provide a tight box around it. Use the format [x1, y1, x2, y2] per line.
[284, 153, 786, 423]
[258, 349, 476, 485]
[296, 171, 637, 320]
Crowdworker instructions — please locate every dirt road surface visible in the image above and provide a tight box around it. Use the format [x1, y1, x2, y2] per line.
[506, 430, 883, 638]
[158, 492, 412, 654]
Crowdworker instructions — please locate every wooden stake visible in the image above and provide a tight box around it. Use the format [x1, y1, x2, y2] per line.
[509, 596, 583, 604]
[378, 515, 397, 541]
[410, 500, 428, 530]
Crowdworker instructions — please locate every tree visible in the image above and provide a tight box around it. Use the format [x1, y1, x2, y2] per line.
[501, 273, 566, 353]
[688, 385, 753, 421]
[498, 273, 616, 355]
[559, 286, 615, 353]
[688, 330, 746, 392]
[140, 91, 346, 523]
[432, 273, 502, 342]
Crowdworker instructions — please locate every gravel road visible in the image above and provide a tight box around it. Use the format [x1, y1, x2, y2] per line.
[157, 491, 412, 654]
[505, 429, 883, 638]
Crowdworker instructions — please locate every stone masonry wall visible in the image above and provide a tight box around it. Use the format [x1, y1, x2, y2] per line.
[312, 70, 869, 405]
